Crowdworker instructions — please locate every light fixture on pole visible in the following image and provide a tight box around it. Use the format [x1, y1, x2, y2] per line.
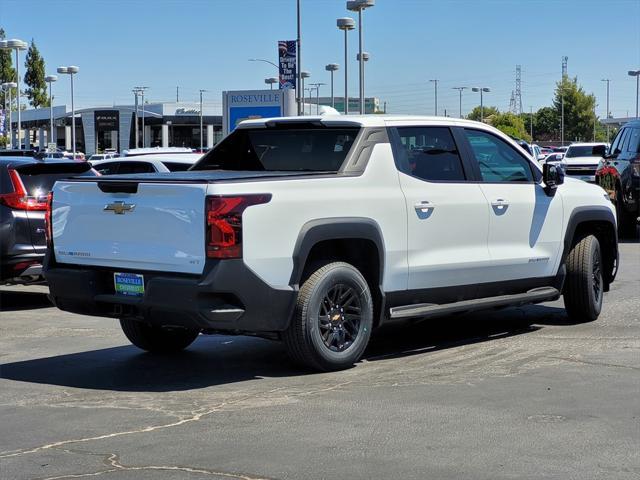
[199, 89, 207, 152]
[356, 52, 369, 112]
[134, 86, 148, 147]
[325, 64, 339, 109]
[629, 70, 640, 118]
[347, 0, 374, 115]
[1, 39, 28, 149]
[471, 87, 490, 122]
[600, 78, 611, 141]
[337, 17, 355, 115]
[452, 87, 467, 118]
[309, 82, 326, 114]
[45, 75, 58, 145]
[300, 71, 310, 115]
[2, 82, 17, 149]
[264, 77, 278, 90]
[57, 65, 79, 158]
[429, 79, 439, 116]
[248, 58, 279, 69]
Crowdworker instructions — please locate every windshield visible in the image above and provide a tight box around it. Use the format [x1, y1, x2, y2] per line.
[191, 127, 360, 172]
[565, 145, 604, 158]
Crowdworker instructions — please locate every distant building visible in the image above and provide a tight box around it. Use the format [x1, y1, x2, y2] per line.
[5, 102, 223, 155]
[304, 96, 382, 115]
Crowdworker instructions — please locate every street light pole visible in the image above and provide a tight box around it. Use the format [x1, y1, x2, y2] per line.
[325, 64, 339, 109]
[2, 82, 16, 149]
[199, 89, 207, 152]
[337, 17, 355, 115]
[310, 83, 326, 114]
[452, 87, 466, 118]
[1, 39, 28, 149]
[58, 66, 80, 158]
[300, 71, 310, 115]
[530, 106, 533, 141]
[297, 0, 302, 116]
[347, 0, 374, 115]
[629, 70, 640, 118]
[135, 86, 148, 147]
[45, 75, 58, 145]
[356, 53, 369, 112]
[601, 78, 610, 141]
[429, 79, 438, 116]
[264, 77, 278, 90]
[471, 87, 490, 122]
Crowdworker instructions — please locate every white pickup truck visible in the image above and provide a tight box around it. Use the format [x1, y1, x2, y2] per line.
[44, 116, 619, 371]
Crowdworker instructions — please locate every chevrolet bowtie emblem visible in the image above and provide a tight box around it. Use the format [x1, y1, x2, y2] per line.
[104, 201, 136, 214]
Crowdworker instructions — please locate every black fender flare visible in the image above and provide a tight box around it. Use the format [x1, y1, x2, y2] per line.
[562, 206, 619, 286]
[289, 217, 385, 288]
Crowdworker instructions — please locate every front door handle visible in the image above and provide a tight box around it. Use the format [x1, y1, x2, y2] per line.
[414, 201, 436, 212]
[491, 198, 509, 208]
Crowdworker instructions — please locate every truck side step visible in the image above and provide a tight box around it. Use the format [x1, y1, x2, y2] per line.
[389, 287, 560, 320]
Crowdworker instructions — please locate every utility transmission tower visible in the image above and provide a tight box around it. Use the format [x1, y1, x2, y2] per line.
[509, 65, 523, 114]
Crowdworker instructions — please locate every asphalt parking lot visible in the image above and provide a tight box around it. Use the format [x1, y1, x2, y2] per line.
[0, 242, 638, 480]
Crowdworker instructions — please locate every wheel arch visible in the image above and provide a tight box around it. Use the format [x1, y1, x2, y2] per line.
[563, 206, 618, 291]
[289, 218, 386, 327]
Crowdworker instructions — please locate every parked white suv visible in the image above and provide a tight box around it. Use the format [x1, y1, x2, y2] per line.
[562, 142, 608, 183]
[44, 116, 618, 371]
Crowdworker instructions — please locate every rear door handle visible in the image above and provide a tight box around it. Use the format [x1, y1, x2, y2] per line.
[414, 201, 436, 211]
[491, 198, 509, 208]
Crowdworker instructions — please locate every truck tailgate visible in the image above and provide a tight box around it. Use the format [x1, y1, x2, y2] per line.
[52, 180, 208, 275]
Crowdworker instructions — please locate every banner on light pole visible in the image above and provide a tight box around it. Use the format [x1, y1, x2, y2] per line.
[278, 40, 297, 90]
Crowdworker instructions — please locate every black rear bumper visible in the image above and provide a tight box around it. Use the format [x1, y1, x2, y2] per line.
[44, 255, 297, 334]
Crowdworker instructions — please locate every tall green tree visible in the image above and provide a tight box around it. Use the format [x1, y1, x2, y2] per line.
[467, 105, 499, 122]
[23, 39, 49, 108]
[0, 28, 17, 107]
[491, 112, 531, 142]
[534, 106, 559, 141]
[553, 77, 596, 143]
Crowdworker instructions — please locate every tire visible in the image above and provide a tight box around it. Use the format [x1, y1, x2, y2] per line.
[563, 235, 604, 322]
[615, 187, 638, 239]
[120, 318, 200, 353]
[283, 261, 373, 371]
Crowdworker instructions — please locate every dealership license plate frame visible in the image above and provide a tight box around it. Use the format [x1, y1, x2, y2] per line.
[114, 272, 145, 297]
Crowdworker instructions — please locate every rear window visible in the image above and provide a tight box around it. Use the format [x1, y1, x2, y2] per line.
[15, 164, 97, 198]
[192, 127, 360, 172]
[162, 162, 193, 172]
[565, 145, 605, 158]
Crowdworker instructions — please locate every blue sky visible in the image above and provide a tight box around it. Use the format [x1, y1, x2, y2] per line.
[2, 0, 639, 117]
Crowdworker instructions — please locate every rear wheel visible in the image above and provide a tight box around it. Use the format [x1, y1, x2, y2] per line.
[563, 235, 603, 322]
[120, 318, 200, 353]
[283, 261, 373, 371]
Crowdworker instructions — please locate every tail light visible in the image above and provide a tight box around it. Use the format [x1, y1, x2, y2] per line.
[45, 191, 54, 247]
[0, 168, 48, 210]
[206, 194, 271, 259]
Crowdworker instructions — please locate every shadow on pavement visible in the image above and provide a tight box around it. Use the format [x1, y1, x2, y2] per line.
[0, 304, 573, 392]
[0, 290, 52, 312]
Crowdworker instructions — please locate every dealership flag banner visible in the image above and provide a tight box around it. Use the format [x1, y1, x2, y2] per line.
[278, 40, 297, 90]
[0, 109, 5, 136]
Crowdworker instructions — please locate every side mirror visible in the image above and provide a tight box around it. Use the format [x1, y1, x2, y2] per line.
[543, 163, 564, 196]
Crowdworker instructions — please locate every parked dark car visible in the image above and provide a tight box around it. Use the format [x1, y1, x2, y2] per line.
[0, 157, 98, 284]
[596, 119, 640, 238]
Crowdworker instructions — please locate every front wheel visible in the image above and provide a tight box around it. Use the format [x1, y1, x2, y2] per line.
[283, 262, 373, 371]
[563, 235, 603, 322]
[120, 318, 200, 353]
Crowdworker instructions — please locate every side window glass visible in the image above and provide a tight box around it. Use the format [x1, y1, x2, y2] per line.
[611, 128, 626, 155]
[394, 127, 466, 181]
[117, 162, 155, 174]
[464, 129, 534, 182]
[95, 162, 119, 175]
[627, 128, 640, 153]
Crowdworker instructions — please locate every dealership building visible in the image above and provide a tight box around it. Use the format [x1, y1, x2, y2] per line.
[5, 102, 223, 155]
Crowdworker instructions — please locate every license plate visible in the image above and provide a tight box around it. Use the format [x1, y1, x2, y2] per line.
[114, 272, 145, 297]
